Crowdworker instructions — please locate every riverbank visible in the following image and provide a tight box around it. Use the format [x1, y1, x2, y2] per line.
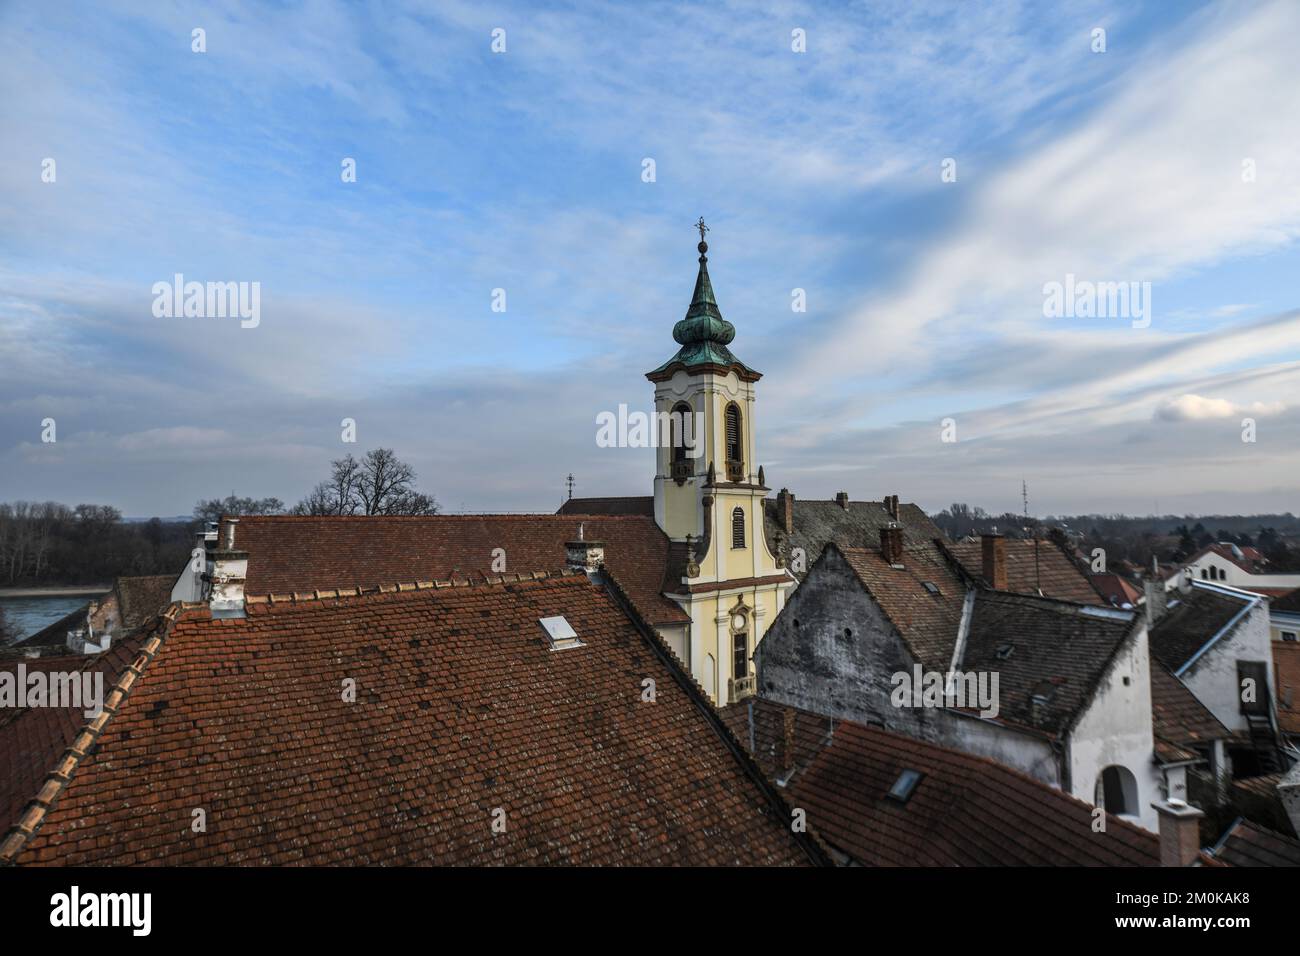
[0, 586, 112, 598]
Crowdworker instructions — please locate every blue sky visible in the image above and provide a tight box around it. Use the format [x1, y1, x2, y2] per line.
[3, 0, 1300, 517]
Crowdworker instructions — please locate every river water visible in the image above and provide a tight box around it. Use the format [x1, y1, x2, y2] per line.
[0, 595, 94, 644]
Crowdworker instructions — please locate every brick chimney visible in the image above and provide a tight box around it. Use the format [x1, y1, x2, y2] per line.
[880, 524, 904, 567]
[886, 494, 900, 520]
[1152, 798, 1205, 867]
[776, 488, 795, 535]
[207, 518, 248, 616]
[981, 533, 1007, 590]
[564, 523, 605, 573]
[835, 491, 849, 509]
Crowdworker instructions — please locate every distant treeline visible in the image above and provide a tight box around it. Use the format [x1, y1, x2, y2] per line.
[930, 503, 1300, 571]
[0, 502, 194, 587]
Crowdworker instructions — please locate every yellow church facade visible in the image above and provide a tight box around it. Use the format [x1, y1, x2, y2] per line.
[643, 225, 794, 706]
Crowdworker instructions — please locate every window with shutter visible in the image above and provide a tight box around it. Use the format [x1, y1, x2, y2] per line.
[732, 507, 745, 548]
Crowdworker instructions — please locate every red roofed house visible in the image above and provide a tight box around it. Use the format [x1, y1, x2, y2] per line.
[2, 569, 827, 866]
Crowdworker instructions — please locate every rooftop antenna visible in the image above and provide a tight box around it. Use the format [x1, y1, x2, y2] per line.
[1024, 479, 1042, 595]
[565, 473, 575, 501]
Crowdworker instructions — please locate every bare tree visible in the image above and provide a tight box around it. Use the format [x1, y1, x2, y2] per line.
[193, 495, 286, 525]
[293, 449, 438, 516]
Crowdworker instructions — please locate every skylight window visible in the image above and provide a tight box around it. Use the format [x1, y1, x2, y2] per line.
[995, 643, 1015, 660]
[887, 769, 922, 803]
[539, 616, 584, 651]
[922, 581, 940, 595]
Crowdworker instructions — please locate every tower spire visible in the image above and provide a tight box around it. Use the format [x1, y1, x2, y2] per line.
[645, 219, 760, 383]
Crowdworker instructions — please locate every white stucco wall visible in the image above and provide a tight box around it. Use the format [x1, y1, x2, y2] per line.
[1178, 595, 1273, 734]
[1067, 623, 1160, 831]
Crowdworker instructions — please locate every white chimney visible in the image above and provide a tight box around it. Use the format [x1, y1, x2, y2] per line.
[565, 525, 604, 573]
[207, 518, 248, 617]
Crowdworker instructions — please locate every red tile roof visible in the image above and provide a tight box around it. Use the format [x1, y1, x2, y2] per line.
[228, 514, 689, 625]
[721, 699, 1160, 866]
[1211, 818, 1300, 867]
[838, 544, 967, 669]
[946, 538, 1105, 605]
[3, 573, 819, 866]
[1090, 572, 1141, 607]
[1149, 662, 1230, 763]
[1187, 543, 1268, 574]
[0, 634, 149, 836]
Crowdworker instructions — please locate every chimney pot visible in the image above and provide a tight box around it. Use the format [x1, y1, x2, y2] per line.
[835, 491, 849, 509]
[1152, 799, 1205, 867]
[981, 533, 1007, 590]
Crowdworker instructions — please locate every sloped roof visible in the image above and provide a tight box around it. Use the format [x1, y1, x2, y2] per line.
[0, 632, 151, 836]
[960, 591, 1136, 737]
[1187, 543, 1267, 574]
[837, 544, 967, 669]
[1091, 572, 1141, 607]
[1149, 661, 1230, 763]
[1271, 587, 1300, 614]
[8, 604, 91, 650]
[3, 574, 818, 866]
[114, 574, 176, 629]
[762, 498, 944, 582]
[557, 497, 654, 517]
[227, 513, 689, 625]
[721, 699, 1159, 866]
[946, 538, 1105, 605]
[1149, 584, 1257, 673]
[1211, 818, 1300, 867]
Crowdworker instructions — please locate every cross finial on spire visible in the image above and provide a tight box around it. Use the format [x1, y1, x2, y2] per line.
[695, 217, 708, 243]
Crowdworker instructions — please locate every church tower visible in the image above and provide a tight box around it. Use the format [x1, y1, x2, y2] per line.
[646, 221, 793, 705]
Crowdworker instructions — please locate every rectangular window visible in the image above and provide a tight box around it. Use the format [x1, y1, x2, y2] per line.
[1283, 631, 1297, 642]
[733, 632, 748, 679]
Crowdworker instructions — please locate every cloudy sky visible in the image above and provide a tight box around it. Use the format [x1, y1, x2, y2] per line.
[3, 0, 1299, 518]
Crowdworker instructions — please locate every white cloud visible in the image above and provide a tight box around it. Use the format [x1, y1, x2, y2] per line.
[1156, 394, 1286, 422]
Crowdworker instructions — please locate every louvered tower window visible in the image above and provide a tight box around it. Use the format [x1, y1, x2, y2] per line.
[671, 402, 691, 464]
[725, 403, 744, 482]
[731, 507, 746, 548]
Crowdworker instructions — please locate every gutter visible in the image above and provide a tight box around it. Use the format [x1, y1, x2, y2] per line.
[1176, 587, 1261, 678]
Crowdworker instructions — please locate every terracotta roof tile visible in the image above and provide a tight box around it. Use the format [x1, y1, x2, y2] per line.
[721, 699, 1159, 866]
[946, 538, 1105, 605]
[1149, 661, 1230, 763]
[5, 575, 814, 866]
[838, 544, 967, 669]
[229, 514, 689, 625]
[1212, 818, 1300, 867]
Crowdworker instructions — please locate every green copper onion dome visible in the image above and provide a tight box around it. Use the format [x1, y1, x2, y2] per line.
[647, 221, 760, 382]
[671, 240, 736, 347]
